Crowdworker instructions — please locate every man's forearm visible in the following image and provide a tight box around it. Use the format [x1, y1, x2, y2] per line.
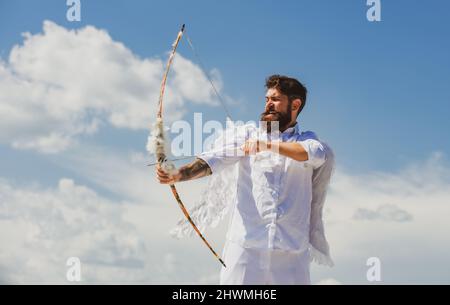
[177, 158, 212, 182]
[242, 140, 309, 162]
[268, 142, 309, 162]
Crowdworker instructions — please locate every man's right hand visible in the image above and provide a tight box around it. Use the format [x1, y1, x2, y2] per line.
[156, 163, 181, 184]
[156, 158, 212, 184]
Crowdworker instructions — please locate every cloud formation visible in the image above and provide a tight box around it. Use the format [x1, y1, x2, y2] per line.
[0, 174, 225, 284]
[0, 21, 224, 153]
[0, 177, 146, 283]
[2, 146, 449, 284]
[312, 152, 450, 284]
[0, 144, 226, 284]
[353, 204, 413, 222]
[1, 21, 449, 285]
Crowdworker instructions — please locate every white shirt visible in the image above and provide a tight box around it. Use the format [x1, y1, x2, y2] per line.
[199, 122, 328, 253]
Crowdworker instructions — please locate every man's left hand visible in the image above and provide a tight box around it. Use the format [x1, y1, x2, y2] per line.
[241, 140, 270, 155]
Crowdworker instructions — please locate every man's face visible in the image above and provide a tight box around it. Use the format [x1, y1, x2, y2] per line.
[260, 88, 292, 130]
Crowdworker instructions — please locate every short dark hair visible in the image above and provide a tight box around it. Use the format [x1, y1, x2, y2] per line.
[265, 75, 307, 117]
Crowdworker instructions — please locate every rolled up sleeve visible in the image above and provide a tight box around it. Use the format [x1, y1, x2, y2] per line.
[198, 128, 248, 174]
[199, 123, 260, 173]
[298, 138, 327, 169]
[199, 148, 242, 174]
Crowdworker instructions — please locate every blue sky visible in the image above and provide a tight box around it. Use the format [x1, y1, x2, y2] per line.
[1, 0, 450, 284]
[1, 0, 449, 174]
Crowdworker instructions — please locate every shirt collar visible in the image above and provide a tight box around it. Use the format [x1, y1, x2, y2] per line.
[258, 122, 300, 140]
[282, 122, 299, 135]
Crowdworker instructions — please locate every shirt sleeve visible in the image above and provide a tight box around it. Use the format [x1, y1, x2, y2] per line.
[198, 125, 248, 174]
[198, 146, 243, 174]
[297, 138, 327, 169]
[309, 143, 335, 266]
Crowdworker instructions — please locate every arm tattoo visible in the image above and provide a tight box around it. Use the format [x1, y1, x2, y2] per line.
[178, 158, 212, 182]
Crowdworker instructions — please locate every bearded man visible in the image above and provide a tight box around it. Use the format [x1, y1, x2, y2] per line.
[157, 75, 334, 285]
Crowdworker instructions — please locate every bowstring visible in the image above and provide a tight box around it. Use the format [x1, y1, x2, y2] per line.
[184, 31, 233, 121]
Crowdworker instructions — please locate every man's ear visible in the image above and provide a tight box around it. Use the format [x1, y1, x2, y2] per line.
[291, 98, 302, 113]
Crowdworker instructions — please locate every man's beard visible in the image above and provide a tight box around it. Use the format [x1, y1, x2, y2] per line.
[260, 109, 292, 133]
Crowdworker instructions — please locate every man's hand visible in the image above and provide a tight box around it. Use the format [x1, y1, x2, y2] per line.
[156, 158, 212, 184]
[241, 140, 309, 162]
[241, 140, 270, 155]
[156, 163, 181, 184]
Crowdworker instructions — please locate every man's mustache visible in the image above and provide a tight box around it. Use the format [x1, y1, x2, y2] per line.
[261, 109, 282, 116]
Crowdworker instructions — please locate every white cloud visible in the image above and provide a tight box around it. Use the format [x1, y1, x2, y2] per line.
[312, 152, 450, 284]
[0, 21, 225, 153]
[0, 174, 224, 284]
[353, 204, 413, 222]
[0, 142, 226, 283]
[56, 146, 450, 284]
[1, 143, 450, 284]
[0, 177, 145, 283]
